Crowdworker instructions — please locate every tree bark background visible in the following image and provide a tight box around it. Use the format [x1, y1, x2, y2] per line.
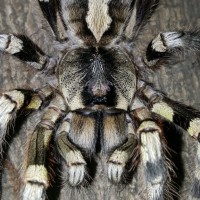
[0, 0, 200, 199]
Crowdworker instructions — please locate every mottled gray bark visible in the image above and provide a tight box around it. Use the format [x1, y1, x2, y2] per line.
[0, 0, 200, 199]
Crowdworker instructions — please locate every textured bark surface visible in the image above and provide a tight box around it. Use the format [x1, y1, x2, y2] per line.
[0, 0, 200, 199]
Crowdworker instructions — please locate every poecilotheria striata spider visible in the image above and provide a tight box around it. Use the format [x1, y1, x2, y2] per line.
[0, 0, 200, 199]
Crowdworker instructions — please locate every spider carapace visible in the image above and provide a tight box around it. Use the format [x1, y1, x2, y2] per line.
[59, 47, 136, 109]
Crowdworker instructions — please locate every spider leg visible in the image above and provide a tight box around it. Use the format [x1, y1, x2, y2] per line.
[55, 112, 89, 187]
[117, 0, 159, 43]
[57, 110, 111, 186]
[0, 34, 57, 70]
[38, 0, 60, 41]
[138, 80, 200, 140]
[38, 0, 67, 42]
[0, 86, 53, 156]
[106, 113, 137, 183]
[130, 101, 169, 200]
[143, 29, 200, 68]
[22, 93, 67, 200]
[138, 80, 200, 199]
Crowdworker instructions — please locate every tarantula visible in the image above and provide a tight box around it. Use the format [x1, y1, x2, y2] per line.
[0, 0, 200, 199]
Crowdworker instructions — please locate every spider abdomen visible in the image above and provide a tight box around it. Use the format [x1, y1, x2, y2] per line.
[59, 47, 136, 111]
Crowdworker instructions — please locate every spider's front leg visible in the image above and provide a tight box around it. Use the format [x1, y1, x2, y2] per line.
[22, 93, 67, 200]
[106, 102, 170, 199]
[57, 110, 137, 186]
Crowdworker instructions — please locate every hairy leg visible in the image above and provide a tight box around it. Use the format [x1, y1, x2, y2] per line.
[0, 34, 57, 70]
[0, 86, 53, 156]
[55, 112, 88, 187]
[138, 80, 200, 199]
[22, 93, 67, 200]
[143, 29, 200, 68]
[106, 113, 137, 183]
[131, 107, 169, 200]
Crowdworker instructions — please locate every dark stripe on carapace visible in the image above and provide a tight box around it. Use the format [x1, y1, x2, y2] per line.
[95, 111, 103, 153]
[71, 110, 126, 154]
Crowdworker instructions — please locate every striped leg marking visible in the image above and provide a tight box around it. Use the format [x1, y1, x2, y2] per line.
[132, 107, 168, 200]
[144, 30, 200, 67]
[23, 164, 48, 200]
[139, 81, 200, 140]
[23, 94, 66, 200]
[0, 34, 50, 70]
[138, 81, 200, 198]
[56, 113, 87, 186]
[107, 117, 137, 183]
[138, 121, 167, 200]
[23, 125, 52, 200]
[0, 90, 24, 146]
[0, 87, 53, 156]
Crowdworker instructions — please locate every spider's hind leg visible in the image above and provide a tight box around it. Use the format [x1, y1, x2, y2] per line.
[38, 0, 60, 40]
